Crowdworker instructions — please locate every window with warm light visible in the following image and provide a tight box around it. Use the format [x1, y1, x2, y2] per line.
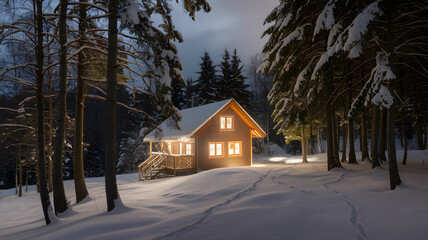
[186, 143, 191, 154]
[220, 116, 233, 130]
[228, 141, 242, 157]
[209, 142, 224, 157]
[179, 142, 183, 155]
[167, 142, 172, 154]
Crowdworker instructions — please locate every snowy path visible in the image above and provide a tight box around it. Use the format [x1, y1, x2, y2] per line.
[153, 169, 274, 240]
[1, 151, 428, 240]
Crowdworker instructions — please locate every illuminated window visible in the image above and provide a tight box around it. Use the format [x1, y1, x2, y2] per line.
[209, 142, 224, 157]
[179, 142, 183, 155]
[186, 144, 191, 155]
[228, 141, 242, 157]
[167, 142, 172, 154]
[220, 116, 233, 130]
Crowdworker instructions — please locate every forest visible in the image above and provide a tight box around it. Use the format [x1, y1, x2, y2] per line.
[0, 0, 427, 232]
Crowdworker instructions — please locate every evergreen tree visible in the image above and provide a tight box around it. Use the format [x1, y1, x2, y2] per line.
[218, 49, 233, 99]
[184, 77, 196, 108]
[171, 76, 187, 110]
[218, 49, 252, 109]
[195, 52, 219, 104]
[230, 49, 252, 109]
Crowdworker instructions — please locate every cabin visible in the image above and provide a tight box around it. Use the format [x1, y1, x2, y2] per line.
[138, 99, 266, 180]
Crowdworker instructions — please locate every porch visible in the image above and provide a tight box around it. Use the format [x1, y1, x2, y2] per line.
[138, 152, 196, 180]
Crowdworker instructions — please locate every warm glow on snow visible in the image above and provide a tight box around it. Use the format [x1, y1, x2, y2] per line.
[251, 164, 266, 167]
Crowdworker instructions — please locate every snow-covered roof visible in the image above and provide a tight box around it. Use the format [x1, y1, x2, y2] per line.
[144, 99, 265, 142]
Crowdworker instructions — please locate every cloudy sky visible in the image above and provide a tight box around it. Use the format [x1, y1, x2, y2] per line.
[170, 0, 279, 79]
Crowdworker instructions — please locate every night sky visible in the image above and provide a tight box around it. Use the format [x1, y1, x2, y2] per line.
[171, 0, 279, 79]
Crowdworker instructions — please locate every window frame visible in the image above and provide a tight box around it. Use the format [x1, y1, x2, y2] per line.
[228, 141, 242, 157]
[208, 141, 224, 158]
[186, 143, 192, 155]
[219, 116, 234, 131]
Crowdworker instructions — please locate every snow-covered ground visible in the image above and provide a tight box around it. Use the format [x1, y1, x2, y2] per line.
[1, 149, 428, 240]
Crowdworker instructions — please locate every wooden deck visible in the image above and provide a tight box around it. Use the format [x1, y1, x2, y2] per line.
[138, 152, 196, 180]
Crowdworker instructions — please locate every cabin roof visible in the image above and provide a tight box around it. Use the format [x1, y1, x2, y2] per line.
[143, 99, 266, 142]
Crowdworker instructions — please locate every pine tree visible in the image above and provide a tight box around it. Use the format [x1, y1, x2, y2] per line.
[195, 52, 219, 104]
[218, 49, 252, 108]
[230, 49, 252, 109]
[184, 77, 196, 108]
[218, 49, 233, 99]
[171, 76, 187, 110]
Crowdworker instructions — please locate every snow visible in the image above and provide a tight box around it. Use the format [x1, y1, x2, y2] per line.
[144, 99, 232, 141]
[293, 59, 314, 97]
[371, 84, 393, 109]
[269, 24, 310, 72]
[312, 1, 382, 79]
[367, 52, 396, 109]
[343, 1, 382, 51]
[1, 147, 428, 240]
[327, 23, 341, 47]
[313, 0, 336, 37]
[120, 0, 149, 26]
[275, 13, 293, 31]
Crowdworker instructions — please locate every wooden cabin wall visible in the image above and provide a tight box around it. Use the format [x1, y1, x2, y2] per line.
[196, 108, 252, 170]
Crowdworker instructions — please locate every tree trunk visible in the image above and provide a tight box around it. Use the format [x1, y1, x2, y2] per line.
[341, 122, 347, 162]
[74, 0, 89, 203]
[348, 89, 357, 164]
[417, 126, 423, 150]
[36, 0, 53, 225]
[317, 126, 322, 153]
[105, 0, 122, 212]
[327, 102, 341, 170]
[26, 165, 28, 192]
[348, 117, 357, 164]
[387, 103, 401, 190]
[361, 110, 370, 162]
[372, 106, 380, 169]
[36, 161, 39, 192]
[48, 64, 53, 193]
[332, 107, 340, 163]
[401, 119, 408, 165]
[52, 0, 69, 215]
[384, 1, 401, 190]
[400, 123, 404, 148]
[266, 110, 270, 155]
[15, 152, 18, 195]
[359, 123, 363, 152]
[301, 126, 308, 163]
[337, 116, 341, 150]
[379, 108, 387, 161]
[309, 126, 314, 155]
[424, 124, 428, 150]
[18, 145, 22, 197]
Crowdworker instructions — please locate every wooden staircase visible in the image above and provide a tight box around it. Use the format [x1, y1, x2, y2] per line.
[138, 153, 168, 180]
